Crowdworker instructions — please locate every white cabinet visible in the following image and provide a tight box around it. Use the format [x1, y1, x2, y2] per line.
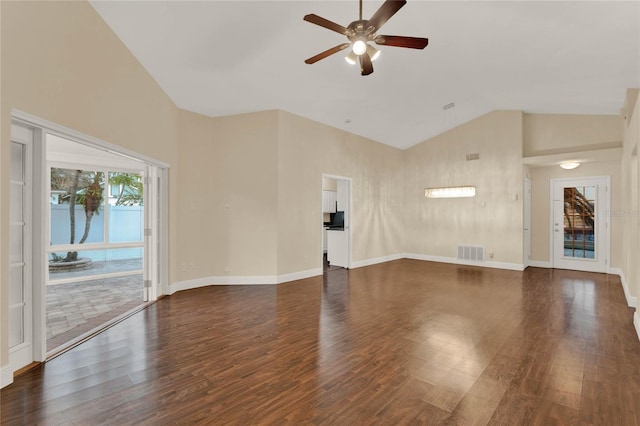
[323, 227, 328, 253]
[327, 229, 348, 268]
[337, 180, 348, 212]
[322, 190, 337, 213]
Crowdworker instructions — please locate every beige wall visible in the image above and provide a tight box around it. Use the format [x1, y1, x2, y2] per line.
[1, 1, 180, 371]
[524, 113, 622, 156]
[277, 111, 405, 274]
[175, 110, 404, 280]
[176, 109, 279, 278]
[529, 161, 622, 267]
[403, 111, 525, 265]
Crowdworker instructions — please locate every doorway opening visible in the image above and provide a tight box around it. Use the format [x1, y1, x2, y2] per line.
[321, 174, 351, 272]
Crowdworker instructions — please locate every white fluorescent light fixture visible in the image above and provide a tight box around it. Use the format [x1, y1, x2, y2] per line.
[560, 162, 580, 170]
[425, 186, 476, 198]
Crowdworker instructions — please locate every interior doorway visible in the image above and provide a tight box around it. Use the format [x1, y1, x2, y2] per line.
[321, 174, 351, 271]
[551, 176, 610, 273]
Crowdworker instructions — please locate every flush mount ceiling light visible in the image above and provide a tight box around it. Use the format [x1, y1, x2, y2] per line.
[425, 186, 476, 199]
[560, 162, 581, 170]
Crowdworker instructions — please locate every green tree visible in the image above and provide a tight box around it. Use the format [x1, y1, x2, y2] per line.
[109, 172, 143, 206]
[51, 168, 104, 262]
[78, 173, 104, 244]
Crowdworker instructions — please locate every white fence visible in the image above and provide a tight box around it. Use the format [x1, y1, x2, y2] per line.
[50, 205, 143, 261]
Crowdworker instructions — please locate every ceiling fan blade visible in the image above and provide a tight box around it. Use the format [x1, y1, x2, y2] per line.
[305, 43, 351, 64]
[366, 0, 406, 32]
[304, 14, 350, 36]
[374, 35, 429, 49]
[359, 53, 374, 76]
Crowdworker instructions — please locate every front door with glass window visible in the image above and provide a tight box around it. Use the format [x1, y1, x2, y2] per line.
[552, 177, 609, 273]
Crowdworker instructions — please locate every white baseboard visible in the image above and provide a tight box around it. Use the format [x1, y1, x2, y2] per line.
[1, 364, 14, 389]
[609, 267, 637, 308]
[276, 268, 323, 284]
[634, 312, 640, 343]
[403, 253, 525, 271]
[528, 260, 552, 268]
[169, 268, 323, 295]
[350, 253, 404, 269]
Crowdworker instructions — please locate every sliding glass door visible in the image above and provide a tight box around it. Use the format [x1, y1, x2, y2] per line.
[47, 165, 145, 351]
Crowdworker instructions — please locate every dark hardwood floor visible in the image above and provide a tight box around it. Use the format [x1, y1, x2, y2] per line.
[2, 260, 639, 425]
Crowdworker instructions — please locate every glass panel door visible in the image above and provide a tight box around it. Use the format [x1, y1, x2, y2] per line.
[552, 177, 608, 273]
[9, 138, 33, 372]
[9, 142, 27, 349]
[47, 163, 145, 353]
[563, 186, 596, 259]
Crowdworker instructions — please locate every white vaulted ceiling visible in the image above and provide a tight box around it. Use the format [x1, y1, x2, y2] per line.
[89, 0, 640, 150]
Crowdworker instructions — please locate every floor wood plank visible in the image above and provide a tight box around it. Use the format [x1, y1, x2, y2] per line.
[2, 260, 639, 425]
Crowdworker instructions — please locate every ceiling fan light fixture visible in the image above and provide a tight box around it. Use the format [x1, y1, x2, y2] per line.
[345, 51, 357, 65]
[352, 39, 367, 56]
[367, 44, 381, 61]
[303, 0, 428, 75]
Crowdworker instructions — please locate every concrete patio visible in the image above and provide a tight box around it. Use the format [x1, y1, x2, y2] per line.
[47, 259, 144, 352]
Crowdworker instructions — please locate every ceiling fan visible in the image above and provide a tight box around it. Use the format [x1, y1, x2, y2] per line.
[303, 0, 428, 76]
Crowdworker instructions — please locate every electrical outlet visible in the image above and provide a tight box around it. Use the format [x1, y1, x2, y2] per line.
[489, 252, 494, 259]
[180, 262, 187, 272]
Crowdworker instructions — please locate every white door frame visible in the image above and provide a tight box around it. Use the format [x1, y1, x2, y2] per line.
[524, 178, 531, 268]
[321, 174, 352, 269]
[550, 176, 610, 273]
[9, 109, 169, 372]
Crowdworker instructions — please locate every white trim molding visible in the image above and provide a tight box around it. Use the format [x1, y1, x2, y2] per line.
[528, 260, 552, 268]
[403, 253, 525, 271]
[169, 268, 323, 295]
[350, 254, 404, 269]
[169, 255, 526, 296]
[12, 109, 169, 168]
[634, 312, 640, 343]
[609, 268, 638, 308]
[277, 268, 322, 284]
[1, 365, 14, 389]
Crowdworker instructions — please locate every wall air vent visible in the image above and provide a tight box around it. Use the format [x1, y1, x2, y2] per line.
[466, 153, 480, 161]
[457, 245, 485, 262]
